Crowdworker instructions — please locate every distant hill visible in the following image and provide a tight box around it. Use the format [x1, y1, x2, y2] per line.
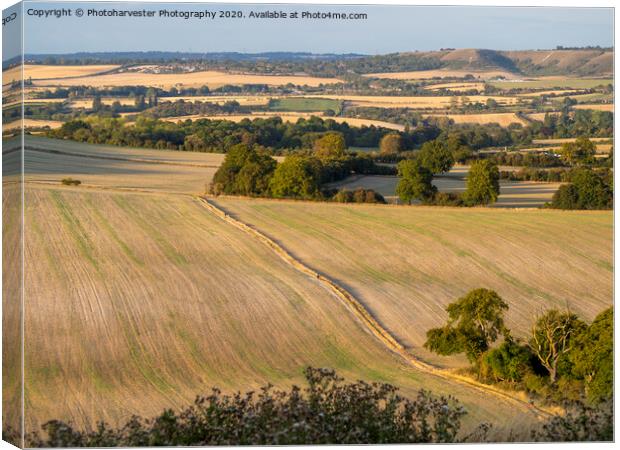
[9, 48, 613, 77]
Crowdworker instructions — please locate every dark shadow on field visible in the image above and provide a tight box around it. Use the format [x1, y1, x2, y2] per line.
[23, 148, 171, 176]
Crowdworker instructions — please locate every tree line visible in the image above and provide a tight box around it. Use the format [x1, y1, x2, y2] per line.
[425, 289, 612, 406]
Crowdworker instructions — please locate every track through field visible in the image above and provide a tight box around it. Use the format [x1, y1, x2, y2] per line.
[198, 196, 555, 420]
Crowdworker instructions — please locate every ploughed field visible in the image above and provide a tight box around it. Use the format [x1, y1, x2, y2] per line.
[214, 198, 613, 368]
[18, 185, 538, 437]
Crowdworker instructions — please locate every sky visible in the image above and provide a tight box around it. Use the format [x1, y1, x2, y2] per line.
[2, 2, 615, 57]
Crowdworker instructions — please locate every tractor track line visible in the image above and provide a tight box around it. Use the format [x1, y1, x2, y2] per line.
[197, 195, 555, 420]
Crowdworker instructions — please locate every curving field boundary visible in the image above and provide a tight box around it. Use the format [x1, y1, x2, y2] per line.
[198, 196, 555, 420]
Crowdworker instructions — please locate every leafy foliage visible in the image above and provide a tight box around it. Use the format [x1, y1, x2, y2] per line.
[379, 133, 403, 154]
[424, 289, 508, 365]
[550, 168, 613, 210]
[570, 308, 613, 404]
[19, 368, 470, 446]
[269, 155, 322, 199]
[396, 159, 436, 204]
[418, 140, 455, 174]
[209, 144, 276, 196]
[463, 160, 500, 205]
[532, 400, 613, 442]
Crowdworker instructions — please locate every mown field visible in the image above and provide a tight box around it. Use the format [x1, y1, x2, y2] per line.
[328, 165, 561, 208]
[16, 182, 539, 437]
[32, 70, 341, 89]
[490, 78, 613, 90]
[3, 64, 120, 85]
[363, 69, 519, 80]
[426, 112, 528, 126]
[215, 198, 613, 369]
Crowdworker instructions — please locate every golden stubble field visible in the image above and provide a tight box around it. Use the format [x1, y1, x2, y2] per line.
[18, 184, 541, 437]
[215, 198, 613, 368]
[32, 71, 341, 89]
[3, 64, 120, 85]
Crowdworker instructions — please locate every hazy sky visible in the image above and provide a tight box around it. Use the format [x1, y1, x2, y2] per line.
[5, 2, 615, 55]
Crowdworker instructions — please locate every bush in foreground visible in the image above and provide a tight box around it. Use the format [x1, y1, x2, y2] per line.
[18, 368, 468, 446]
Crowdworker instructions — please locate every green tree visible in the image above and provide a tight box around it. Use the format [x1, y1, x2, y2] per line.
[418, 140, 454, 174]
[480, 338, 533, 383]
[233, 153, 277, 196]
[560, 137, 596, 165]
[313, 132, 346, 159]
[270, 155, 322, 199]
[210, 144, 275, 196]
[424, 289, 508, 366]
[570, 308, 613, 404]
[463, 160, 500, 205]
[396, 159, 436, 204]
[528, 310, 587, 383]
[550, 169, 612, 210]
[379, 133, 403, 155]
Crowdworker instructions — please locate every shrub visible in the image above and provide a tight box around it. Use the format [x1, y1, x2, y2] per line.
[21, 368, 470, 446]
[61, 178, 81, 186]
[480, 339, 533, 383]
[532, 400, 613, 442]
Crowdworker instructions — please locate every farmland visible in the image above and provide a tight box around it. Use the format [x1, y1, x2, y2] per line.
[363, 69, 519, 80]
[215, 198, 612, 368]
[15, 142, 549, 436]
[489, 78, 613, 90]
[425, 112, 528, 127]
[327, 167, 561, 208]
[32, 70, 342, 89]
[3, 64, 120, 85]
[3, 43, 615, 443]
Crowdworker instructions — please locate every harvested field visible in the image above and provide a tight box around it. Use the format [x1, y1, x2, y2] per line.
[327, 169, 560, 208]
[426, 113, 528, 126]
[363, 69, 518, 80]
[69, 97, 136, 108]
[217, 198, 612, 370]
[517, 89, 580, 97]
[425, 82, 485, 92]
[3, 119, 64, 132]
[490, 78, 613, 90]
[18, 182, 541, 436]
[22, 136, 284, 193]
[573, 103, 614, 112]
[313, 94, 521, 109]
[525, 112, 561, 122]
[3, 64, 119, 85]
[33, 70, 341, 89]
[532, 137, 612, 145]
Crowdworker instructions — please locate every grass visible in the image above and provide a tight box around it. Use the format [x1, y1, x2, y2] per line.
[21, 186, 540, 437]
[216, 197, 612, 372]
[268, 97, 342, 114]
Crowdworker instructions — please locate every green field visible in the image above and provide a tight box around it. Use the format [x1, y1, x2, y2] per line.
[269, 97, 343, 114]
